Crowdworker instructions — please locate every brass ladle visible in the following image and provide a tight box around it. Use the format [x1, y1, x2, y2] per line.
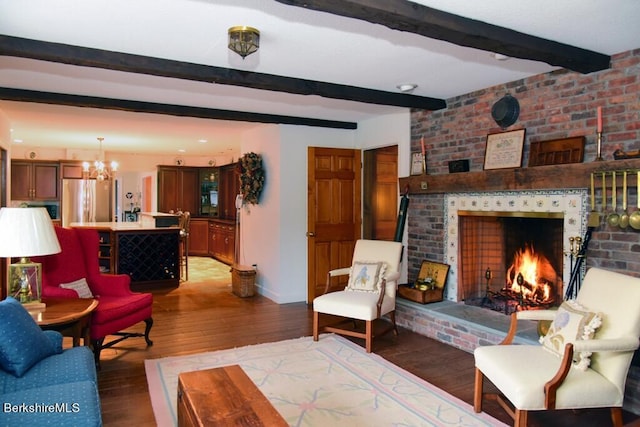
[630, 171, 640, 230]
[607, 171, 620, 227]
[619, 171, 629, 229]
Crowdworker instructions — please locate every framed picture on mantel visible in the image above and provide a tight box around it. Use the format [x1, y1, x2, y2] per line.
[483, 128, 526, 170]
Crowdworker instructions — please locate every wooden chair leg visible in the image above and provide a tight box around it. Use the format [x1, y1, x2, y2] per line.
[389, 311, 399, 335]
[144, 317, 154, 346]
[365, 320, 372, 353]
[313, 311, 319, 342]
[474, 368, 484, 413]
[611, 407, 623, 427]
[514, 409, 528, 427]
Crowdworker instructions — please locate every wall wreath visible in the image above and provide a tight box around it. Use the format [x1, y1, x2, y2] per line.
[238, 152, 265, 205]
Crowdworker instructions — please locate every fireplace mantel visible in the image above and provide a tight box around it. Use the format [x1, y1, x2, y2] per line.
[399, 158, 640, 195]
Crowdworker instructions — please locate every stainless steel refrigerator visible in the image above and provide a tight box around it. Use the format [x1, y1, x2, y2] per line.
[62, 179, 113, 227]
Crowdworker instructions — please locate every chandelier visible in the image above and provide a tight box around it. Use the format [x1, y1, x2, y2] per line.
[228, 26, 260, 59]
[83, 137, 118, 181]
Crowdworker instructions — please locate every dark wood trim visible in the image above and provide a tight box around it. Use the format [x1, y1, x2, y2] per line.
[276, 0, 610, 74]
[0, 35, 446, 111]
[0, 87, 358, 129]
[399, 158, 640, 194]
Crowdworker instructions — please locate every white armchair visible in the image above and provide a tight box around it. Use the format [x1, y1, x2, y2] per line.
[474, 267, 640, 426]
[312, 239, 403, 352]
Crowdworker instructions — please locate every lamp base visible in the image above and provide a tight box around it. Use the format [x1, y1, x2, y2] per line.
[8, 259, 43, 305]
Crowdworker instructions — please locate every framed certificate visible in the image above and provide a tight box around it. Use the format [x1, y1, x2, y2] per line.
[483, 129, 526, 170]
[411, 152, 425, 175]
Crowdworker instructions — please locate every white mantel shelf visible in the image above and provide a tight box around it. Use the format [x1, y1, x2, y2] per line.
[399, 158, 640, 195]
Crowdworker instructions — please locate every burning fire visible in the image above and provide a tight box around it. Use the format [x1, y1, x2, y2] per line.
[505, 244, 557, 304]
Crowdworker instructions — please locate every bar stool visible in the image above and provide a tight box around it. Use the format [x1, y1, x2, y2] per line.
[179, 211, 191, 281]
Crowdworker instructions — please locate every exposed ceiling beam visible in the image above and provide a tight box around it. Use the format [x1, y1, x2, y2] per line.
[0, 35, 446, 111]
[275, 0, 611, 74]
[0, 87, 358, 129]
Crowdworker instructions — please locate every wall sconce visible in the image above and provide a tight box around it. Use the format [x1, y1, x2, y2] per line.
[228, 26, 260, 59]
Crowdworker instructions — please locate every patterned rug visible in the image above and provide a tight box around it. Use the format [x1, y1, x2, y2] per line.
[145, 334, 504, 426]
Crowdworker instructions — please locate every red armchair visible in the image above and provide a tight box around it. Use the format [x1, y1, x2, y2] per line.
[35, 226, 153, 365]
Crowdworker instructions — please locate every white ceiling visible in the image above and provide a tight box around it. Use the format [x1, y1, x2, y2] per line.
[0, 0, 638, 156]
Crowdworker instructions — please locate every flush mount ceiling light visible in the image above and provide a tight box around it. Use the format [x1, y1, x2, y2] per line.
[491, 52, 510, 61]
[228, 26, 260, 59]
[396, 83, 418, 93]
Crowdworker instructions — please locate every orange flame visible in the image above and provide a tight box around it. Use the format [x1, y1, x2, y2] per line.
[505, 244, 555, 304]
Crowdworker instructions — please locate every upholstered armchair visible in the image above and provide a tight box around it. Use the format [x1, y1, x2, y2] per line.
[474, 267, 640, 426]
[313, 239, 403, 353]
[35, 226, 153, 365]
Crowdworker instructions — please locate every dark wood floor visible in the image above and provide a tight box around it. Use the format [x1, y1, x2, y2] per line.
[97, 258, 639, 426]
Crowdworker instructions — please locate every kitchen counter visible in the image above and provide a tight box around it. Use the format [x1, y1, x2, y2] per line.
[69, 221, 180, 231]
[70, 222, 180, 289]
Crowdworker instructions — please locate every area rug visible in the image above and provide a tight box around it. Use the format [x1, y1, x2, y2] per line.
[145, 334, 505, 426]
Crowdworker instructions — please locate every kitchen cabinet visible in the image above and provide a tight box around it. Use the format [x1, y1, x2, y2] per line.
[199, 168, 219, 217]
[11, 160, 59, 200]
[73, 223, 180, 289]
[97, 230, 114, 273]
[208, 220, 235, 265]
[219, 163, 240, 220]
[157, 166, 199, 214]
[188, 218, 210, 256]
[60, 161, 85, 179]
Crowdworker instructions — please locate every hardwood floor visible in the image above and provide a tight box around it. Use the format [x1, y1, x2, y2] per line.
[97, 257, 639, 426]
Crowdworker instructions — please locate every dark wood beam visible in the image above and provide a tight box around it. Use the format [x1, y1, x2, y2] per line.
[0, 35, 446, 111]
[0, 87, 358, 129]
[276, 0, 610, 74]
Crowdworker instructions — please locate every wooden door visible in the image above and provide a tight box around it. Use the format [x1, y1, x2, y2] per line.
[363, 146, 398, 240]
[307, 147, 361, 302]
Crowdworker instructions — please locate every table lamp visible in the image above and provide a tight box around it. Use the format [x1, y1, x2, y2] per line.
[0, 207, 61, 308]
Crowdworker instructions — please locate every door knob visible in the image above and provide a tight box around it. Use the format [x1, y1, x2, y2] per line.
[306, 232, 315, 237]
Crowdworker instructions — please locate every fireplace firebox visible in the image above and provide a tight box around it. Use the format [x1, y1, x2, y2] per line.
[458, 211, 564, 313]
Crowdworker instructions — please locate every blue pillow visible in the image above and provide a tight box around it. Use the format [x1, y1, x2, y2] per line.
[0, 297, 61, 377]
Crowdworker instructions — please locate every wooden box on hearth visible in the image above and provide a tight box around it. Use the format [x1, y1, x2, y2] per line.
[398, 261, 450, 304]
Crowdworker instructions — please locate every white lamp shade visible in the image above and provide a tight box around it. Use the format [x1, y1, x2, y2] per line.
[0, 207, 61, 257]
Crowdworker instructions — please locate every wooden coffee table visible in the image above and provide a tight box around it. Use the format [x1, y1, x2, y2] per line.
[177, 364, 287, 427]
[32, 298, 98, 347]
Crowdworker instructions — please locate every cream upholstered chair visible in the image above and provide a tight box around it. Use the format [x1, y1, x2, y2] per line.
[474, 267, 640, 427]
[313, 239, 403, 353]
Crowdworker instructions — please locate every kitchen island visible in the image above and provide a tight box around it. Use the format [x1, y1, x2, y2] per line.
[70, 219, 180, 289]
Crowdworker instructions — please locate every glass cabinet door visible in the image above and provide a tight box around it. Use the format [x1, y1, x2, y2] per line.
[199, 168, 219, 217]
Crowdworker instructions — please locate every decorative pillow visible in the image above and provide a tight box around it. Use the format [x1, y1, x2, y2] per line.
[0, 297, 61, 377]
[539, 300, 602, 371]
[60, 278, 94, 298]
[346, 261, 387, 292]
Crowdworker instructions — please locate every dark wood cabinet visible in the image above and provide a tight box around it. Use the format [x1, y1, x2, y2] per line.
[157, 166, 199, 214]
[97, 230, 114, 273]
[208, 220, 235, 265]
[158, 164, 240, 263]
[188, 218, 210, 256]
[199, 168, 219, 217]
[60, 161, 85, 179]
[219, 163, 240, 220]
[11, 160, 59, 200]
